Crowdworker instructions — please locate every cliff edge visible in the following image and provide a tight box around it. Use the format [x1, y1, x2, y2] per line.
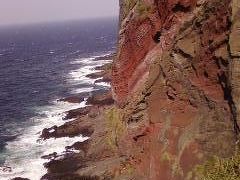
[111, 0, 240, 179]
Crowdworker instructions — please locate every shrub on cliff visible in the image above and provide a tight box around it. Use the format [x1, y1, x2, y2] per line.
[136, 0, 154, 20]
[194, 152, 240, 180]
[105, 107, 125, 150]
[124, 0, 137, 17]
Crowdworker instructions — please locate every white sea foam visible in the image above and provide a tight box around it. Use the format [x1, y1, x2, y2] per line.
[70, 52, 112, 65]
[69, 65, 97, 83]
[95, 81, 111, 87]
[68, 52, 112, 94]
[70, 57, 95, 65]
[1, 100, 88, 180]
[49, 50, 55, 54]
[49, 129, 55, 133]
[0, 51, 113, 180]
[70, 87, 94, 94]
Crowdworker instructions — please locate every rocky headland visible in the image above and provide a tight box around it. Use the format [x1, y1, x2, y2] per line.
[16, 0, 240, 179]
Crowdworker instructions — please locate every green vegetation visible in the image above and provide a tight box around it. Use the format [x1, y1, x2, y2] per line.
[136, 0, 153, 19]
[105, 107, 125, 149]
[160, 152, 172, 162]
[125, 163, 135, 175]
[105, 63, 112, 71]
[194, 152, 240, 180]
[120, 161, 135, 175]
[158, 147, 240, 179]
[124, 0, 136, 17]
[122, 0, 153, 20]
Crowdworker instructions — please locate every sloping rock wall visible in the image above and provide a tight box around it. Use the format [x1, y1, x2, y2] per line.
[112, 0, 240, 179]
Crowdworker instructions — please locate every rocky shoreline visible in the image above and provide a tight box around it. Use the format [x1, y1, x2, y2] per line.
[40, 54, 117, 180]
[11, 0, 240, 179]
[12, 54, 118, 180]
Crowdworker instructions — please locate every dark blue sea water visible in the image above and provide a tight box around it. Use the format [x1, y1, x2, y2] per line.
[0, 18, 117, 179]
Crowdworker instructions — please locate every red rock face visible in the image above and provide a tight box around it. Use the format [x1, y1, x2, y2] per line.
[113, 0, 238, 179]
[113, 0, 197, 105]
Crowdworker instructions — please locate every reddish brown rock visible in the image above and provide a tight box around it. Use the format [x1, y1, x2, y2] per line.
[110, 0, 239, 179]
[40, 122, 94, 140]
[112, 0, 197, 105]
[86, 91, 114, 106]
[87, 63, 112, 83]
[58, 96, 84, 104]
[66, 139, 91, 154]
[63, 106, 92, 120]
[86, 71, 106, 79]
[41, 104, 126, 179]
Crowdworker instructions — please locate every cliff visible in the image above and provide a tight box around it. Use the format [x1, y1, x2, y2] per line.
[40, 0, 240, 179]
[111, 0, 240, 179]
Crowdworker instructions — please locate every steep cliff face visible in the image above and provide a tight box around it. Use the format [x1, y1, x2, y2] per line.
[112, 0, 240, 179]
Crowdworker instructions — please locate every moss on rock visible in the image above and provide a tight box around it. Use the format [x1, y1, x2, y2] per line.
[105, 107, 126, 150]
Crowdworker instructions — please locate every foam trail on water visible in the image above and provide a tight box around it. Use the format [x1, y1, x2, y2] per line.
[70, 57, 95, 65]
[69, 52, 112, 94]
[0, 51, 113, 179]
[1, 101, 88, 180]
[95, 81, 111, 88]
[71, 87, 94, 94]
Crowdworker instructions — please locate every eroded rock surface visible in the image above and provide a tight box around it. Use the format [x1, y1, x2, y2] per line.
[110, 0, 240, 179]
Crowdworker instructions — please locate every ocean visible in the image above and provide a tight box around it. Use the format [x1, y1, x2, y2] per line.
[0, 18, 118, 179]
